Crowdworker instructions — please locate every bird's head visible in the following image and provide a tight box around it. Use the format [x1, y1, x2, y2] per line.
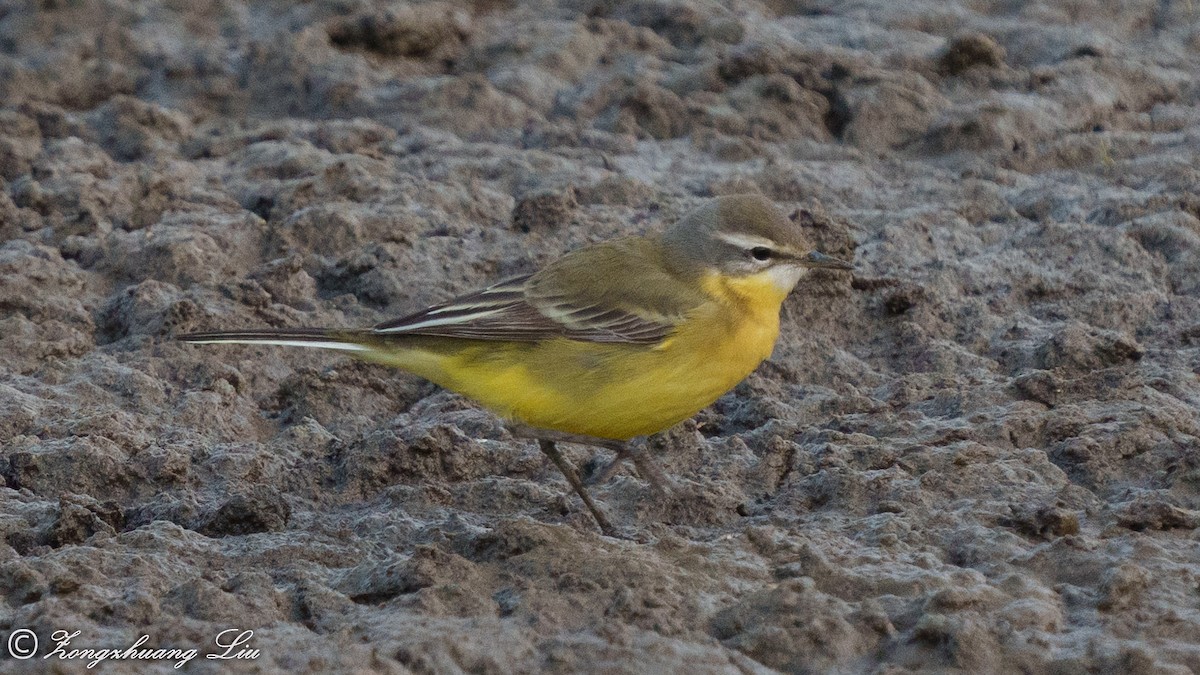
[662, 194, 853, 293]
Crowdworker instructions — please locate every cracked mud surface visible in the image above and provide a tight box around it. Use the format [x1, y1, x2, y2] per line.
[2, 1, 1199, 672]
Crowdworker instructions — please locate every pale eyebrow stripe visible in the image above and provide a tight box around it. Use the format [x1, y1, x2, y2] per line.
[714, 232, 776, 249]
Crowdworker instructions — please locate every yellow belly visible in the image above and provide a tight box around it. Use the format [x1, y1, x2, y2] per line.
[364, 273, 787, 440]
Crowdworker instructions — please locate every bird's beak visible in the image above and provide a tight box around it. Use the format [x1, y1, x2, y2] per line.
[801, 251, 854, 270]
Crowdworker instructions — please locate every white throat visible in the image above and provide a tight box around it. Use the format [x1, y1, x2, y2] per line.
[766, 264, 807, 291]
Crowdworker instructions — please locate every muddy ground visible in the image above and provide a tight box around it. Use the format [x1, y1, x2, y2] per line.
[2, 0, 1199, 672]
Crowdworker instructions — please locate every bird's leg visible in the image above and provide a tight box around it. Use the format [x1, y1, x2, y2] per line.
[509, 425, 625, 452]
[535, 439, 615, 537]
[587, 440, 672, 496]
[508, 424, 672, 495]
[587, 447, 630, 486]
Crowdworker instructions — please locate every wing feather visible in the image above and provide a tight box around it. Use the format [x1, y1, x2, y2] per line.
[370, 238, 706, 345]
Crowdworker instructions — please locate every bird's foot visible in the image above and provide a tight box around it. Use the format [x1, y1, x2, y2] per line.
[585, 441, 674, 497]
[507, 425, 675, 535]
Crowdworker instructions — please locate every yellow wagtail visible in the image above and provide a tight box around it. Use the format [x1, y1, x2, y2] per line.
[180, 194, 853, 534]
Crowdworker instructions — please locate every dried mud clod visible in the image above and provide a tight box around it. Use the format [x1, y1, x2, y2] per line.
[199, 486, 292, 537]
[46, 495, 125, 548]
[1115, 499, 1200, 532]
[95, 279, 199, 343]
[1000, 503, 1081, 540]
[1011, 369, 1061, 407]
[937, 33, 1007, 76]
[512, 188, 579, 232]
[327, 3, 471, 61]
[1037, 323, 1145, 372]
[881, 283, 926, 316]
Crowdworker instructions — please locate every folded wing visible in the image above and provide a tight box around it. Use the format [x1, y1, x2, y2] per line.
[372, 238, 706, 345]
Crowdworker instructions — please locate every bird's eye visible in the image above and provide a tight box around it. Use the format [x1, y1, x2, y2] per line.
[750, 247, 772, 261]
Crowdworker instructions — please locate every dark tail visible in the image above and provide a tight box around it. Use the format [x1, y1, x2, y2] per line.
[177, 328, 372, 353]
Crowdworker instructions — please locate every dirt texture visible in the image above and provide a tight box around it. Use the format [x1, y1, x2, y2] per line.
[2, 0, 1200, 673]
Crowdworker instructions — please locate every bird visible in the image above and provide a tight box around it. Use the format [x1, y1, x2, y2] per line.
[179, 194, 853, 534]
